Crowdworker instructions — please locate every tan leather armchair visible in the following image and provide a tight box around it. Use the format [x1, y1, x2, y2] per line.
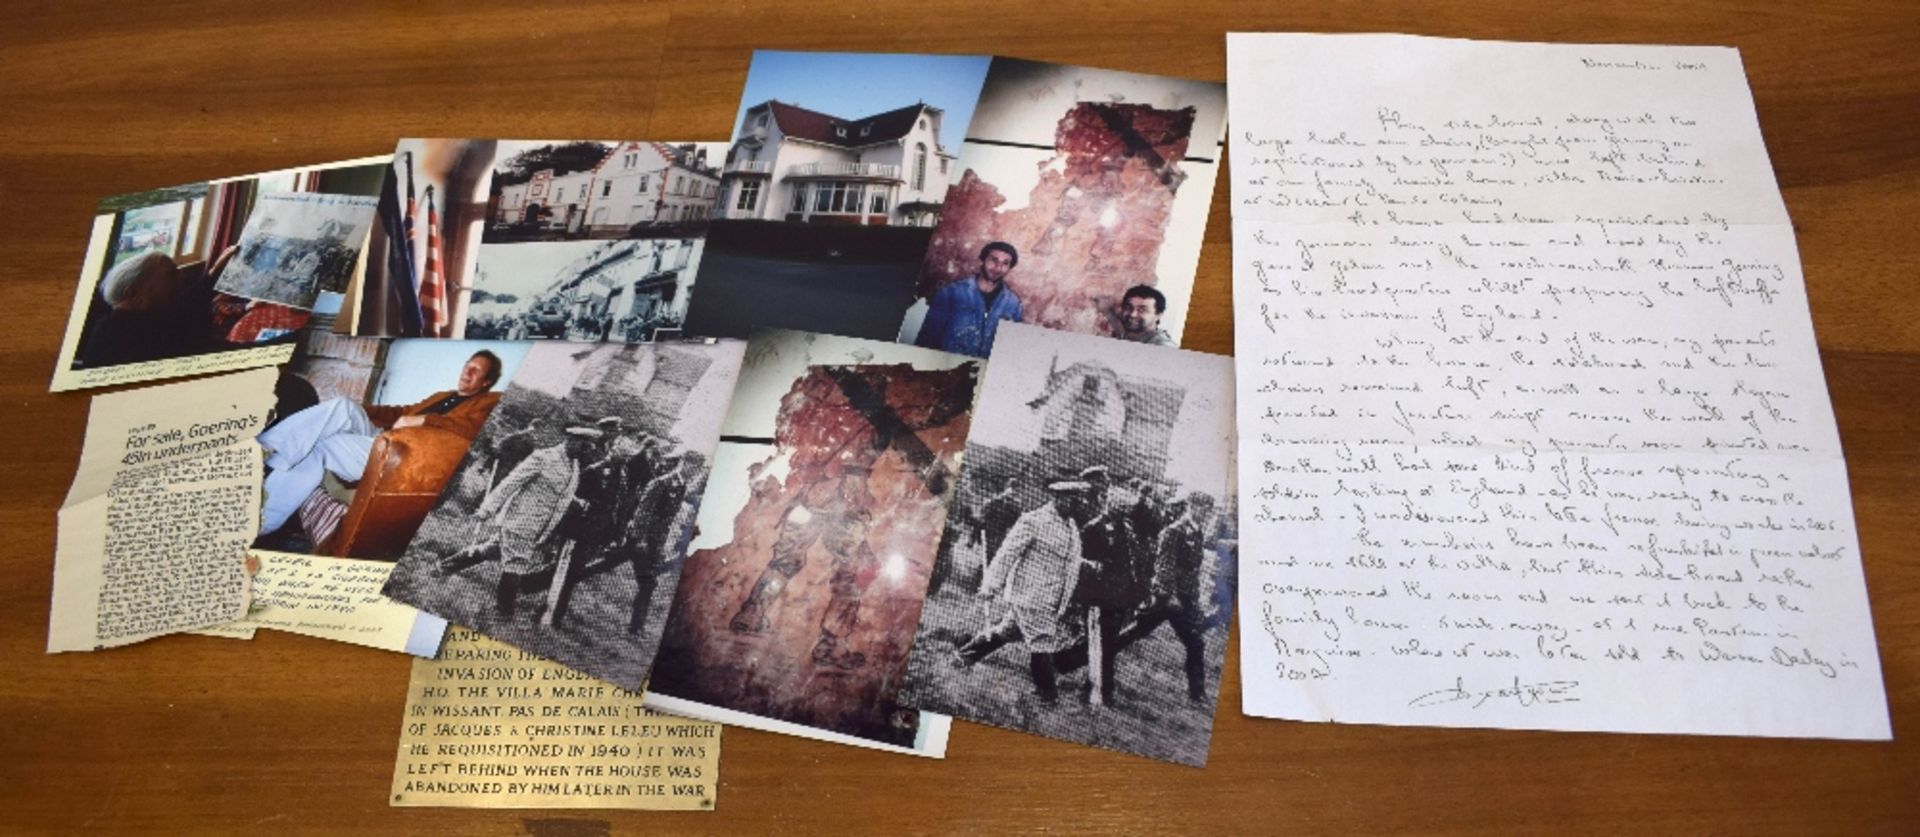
[323, 425, 476, 560]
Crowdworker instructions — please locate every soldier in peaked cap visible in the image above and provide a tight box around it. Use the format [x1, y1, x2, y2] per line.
[951, 479, 1098, 705]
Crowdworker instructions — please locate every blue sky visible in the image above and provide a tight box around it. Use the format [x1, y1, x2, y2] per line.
[731, 51, 991, 151]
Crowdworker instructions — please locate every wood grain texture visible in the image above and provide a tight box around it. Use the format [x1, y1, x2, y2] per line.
[1, 1, 1916, 832]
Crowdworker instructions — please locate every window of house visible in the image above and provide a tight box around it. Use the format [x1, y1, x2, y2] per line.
[673, 175, 683, 194]
[790, 184, 808, 213]
[918, 117, 928, 130]
[735, 179, 760, 211]
[939, 158, 949, 175]
[912, 143, 928, 191]
[870, 189, 889, 215]
[601, 181, 612, 197]
[111, 201, 187, 267]
[637, 175, 649, 194]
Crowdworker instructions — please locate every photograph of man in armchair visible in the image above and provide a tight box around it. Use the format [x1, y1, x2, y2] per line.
[255, 337, 528, 559]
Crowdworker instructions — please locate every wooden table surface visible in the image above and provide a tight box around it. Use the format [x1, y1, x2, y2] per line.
[2, 1, 1915, 833]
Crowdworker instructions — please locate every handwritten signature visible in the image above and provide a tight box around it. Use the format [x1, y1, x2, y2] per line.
[1408, 675, 1581, 710]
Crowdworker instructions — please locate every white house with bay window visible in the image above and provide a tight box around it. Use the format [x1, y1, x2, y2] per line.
[717, 100, 957, 226]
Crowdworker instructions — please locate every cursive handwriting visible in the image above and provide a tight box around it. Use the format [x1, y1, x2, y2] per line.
[1408, 675, 1582, 709]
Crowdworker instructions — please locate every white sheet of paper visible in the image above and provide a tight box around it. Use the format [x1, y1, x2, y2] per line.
[1228, 34, 1889, 739]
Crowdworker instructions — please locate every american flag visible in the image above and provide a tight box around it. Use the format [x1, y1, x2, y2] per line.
[418, 184, 449, 337]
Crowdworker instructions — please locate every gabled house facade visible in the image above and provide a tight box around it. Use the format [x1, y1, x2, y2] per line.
[493, 143, 721, 237]
[718, 100, 957, 227]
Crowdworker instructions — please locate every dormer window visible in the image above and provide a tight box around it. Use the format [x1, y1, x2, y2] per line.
[860, 125, 872, 137]
[835, 125, 847, 138]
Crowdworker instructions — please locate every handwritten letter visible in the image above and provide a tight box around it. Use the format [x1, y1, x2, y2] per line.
[1228, 34, 1889, 738]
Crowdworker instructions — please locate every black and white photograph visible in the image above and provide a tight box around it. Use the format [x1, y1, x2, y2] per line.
[462, 238, 704, 343]
[212, 192, 379, 309]
[898, 322, 1236, 766]
[380, 339, 745, 691]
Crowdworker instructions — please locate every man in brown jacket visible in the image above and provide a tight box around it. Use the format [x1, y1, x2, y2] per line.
[257, 350, 503, 536]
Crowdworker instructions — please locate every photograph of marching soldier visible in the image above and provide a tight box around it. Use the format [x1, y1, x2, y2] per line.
[899, 322, 1236, 766]
[646, 331, 977, 756]
[381, 339, 745, 691]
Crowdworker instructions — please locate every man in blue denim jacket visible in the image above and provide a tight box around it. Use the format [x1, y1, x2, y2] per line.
[913, 241, 1022, 357]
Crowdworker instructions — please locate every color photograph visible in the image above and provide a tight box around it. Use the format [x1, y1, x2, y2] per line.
[352, 139, 498, 339]
[52, 158, 388, 391]
[646, 331, 977, 755]
[381, 340, 745, 691]
[253, 320, 531, 560]
[899, 323, 1237, 766]
[898, 58, 1227, 355]
[682, 51, 991, 341]
[484, 140, 722, 243]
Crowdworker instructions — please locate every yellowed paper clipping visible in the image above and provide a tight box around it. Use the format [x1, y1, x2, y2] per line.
[49, 367, 277, 653]
[391, 628, 720, 810]
[222, 550, 445, 655]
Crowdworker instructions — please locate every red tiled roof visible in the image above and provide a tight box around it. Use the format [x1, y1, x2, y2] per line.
[762, 100, 936, 149]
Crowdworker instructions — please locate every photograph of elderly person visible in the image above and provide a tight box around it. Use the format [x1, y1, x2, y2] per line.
[54, 158, 388, 392]
[253, 333, 530, 559]
[382, 340, 744, 691]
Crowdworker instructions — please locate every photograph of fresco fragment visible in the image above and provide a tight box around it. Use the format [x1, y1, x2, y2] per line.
[899, 323, 1237, 766]
[382, 340, 745, 691]
[53, 157, 388, 392]
[252, 321, 530, 561]
[898, 58, 1226, 355]
[681, 51, 991, 342]
[646, 331, 976, 756]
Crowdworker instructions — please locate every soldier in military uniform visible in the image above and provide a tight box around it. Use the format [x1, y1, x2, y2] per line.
[950, 481, 1098, 705]
[1124, 491, 1218, 705]
[1063, 466, 1148, 706]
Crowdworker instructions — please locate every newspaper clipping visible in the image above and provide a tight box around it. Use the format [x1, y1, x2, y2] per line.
[49, 367, 278, 652]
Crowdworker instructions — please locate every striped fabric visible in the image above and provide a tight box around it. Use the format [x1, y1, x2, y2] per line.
[296, 486, 349, 551]
[417, 185, 449, 337]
